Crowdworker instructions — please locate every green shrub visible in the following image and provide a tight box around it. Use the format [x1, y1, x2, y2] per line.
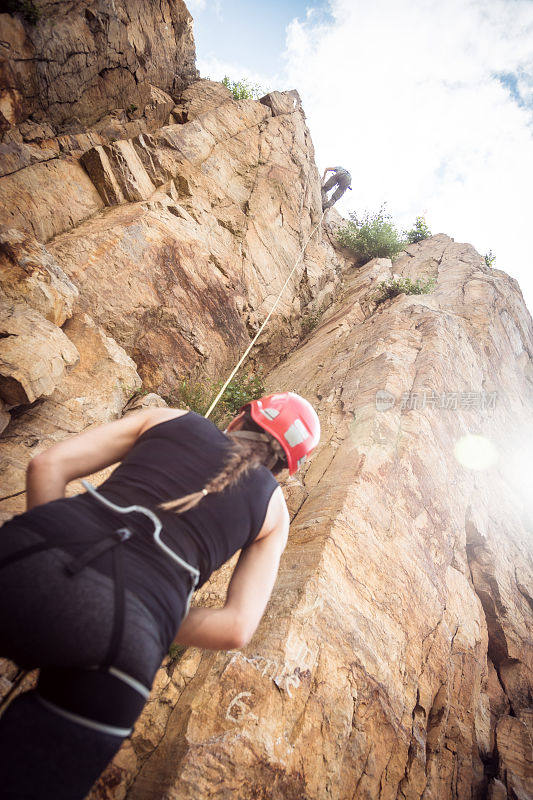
[336, 204, 407, 261]
[128, 386, 150, 401]
[126, 103, 138, 114]
[5, 0, 41, 23]
[404, 215, 431, 243]
[301, 307, 323, 336]
[165, 368, 265, 428]
[168, 643, 186, 662]
[221, 370, 264, 416]
[222, 76, 265, 101]
[484, 250, 496, 269]
[374, 276, 436, 304]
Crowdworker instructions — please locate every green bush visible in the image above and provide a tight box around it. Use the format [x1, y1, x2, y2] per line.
[404, 215, 431, 243]
[165, 368, 265, 428]
[222, 76, 265, 101]
[336, 204, 407, 261]
[127, 386, 150, 401]
[484, 250, 496, 269]
[374, 276, 436, 304]
[301, 307, 323, 337]
[168, 643, 186, 662]
[5, 0, 41, 23]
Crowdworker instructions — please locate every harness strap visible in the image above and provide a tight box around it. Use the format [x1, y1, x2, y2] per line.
[64, 527, 131, 576]
[36, 665, 148, 737]
[101, 536, 127, 668]
[0, 533, 121, 574]
[81, 480, 201, 619]
[1, 525, 133, 672]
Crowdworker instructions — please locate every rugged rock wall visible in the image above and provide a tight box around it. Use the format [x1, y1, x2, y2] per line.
[0, 65, 341, 517]
[1, 5, 532, 800]
[85, 236, 532, 800]
[0, 0, 197, 136]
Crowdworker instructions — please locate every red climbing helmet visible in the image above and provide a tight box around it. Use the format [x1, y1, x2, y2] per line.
[233, 392, 320, 475]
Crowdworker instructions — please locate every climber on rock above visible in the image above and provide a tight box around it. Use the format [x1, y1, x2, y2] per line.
[0, 392, 320, 800]
[321, 165, 352, 211]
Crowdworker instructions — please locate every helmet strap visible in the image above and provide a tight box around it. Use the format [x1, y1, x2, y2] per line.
[228, 430, 270, 443]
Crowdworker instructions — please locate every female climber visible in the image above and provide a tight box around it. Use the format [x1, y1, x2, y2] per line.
[0, 391, 320, 800]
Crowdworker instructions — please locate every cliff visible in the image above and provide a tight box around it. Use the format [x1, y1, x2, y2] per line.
[0, 4, 532, 800]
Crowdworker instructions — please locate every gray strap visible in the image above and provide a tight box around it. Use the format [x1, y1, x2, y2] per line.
[81, 481, 200, 582]
[107, 666, 150, 699]
[36, 695, 132, 738]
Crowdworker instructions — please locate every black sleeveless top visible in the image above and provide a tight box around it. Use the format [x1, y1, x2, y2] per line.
[6, 412, 279, 647]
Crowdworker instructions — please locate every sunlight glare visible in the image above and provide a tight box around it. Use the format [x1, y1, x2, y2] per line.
[454, 434, 498, 470]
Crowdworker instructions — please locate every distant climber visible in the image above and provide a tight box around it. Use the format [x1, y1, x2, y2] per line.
[321, 166, 352, 211]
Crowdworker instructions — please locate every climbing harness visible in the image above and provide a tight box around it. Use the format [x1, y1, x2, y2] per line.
[205, 209, 326, 419]
[80, 480, 200, 620]
[0, 480, 200, 731]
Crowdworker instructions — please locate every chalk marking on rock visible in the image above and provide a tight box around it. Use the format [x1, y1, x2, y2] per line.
[225, 691, 258, 723]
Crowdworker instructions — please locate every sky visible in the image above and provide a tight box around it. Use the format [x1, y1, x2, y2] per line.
[189, 0, 533, 314]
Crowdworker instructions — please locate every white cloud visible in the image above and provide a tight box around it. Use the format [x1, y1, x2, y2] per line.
[187, 0, 207, 11]
[282, 0, 533, 311]
[187, 0, 222, 19]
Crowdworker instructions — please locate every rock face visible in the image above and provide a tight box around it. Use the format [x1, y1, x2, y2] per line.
[0, 22, 341, 523]
[0, 5, 531, 800]
[0, 0, 197, 136]
[0, 300, 80, 405]
[0, 225, 78, 325]
[0, 312, 141, 508]
[0, 73, 339, 418]
[89, 236, 532, 800]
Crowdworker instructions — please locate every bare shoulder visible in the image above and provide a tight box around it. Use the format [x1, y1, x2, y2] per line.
[137, 407, 190, 437]
[253, 486, 290, 546]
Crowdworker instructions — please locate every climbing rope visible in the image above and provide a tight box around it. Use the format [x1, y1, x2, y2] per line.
[205, 209, 325, 419]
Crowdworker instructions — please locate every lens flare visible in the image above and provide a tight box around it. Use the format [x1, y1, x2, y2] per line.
[454, 434, 498, 470]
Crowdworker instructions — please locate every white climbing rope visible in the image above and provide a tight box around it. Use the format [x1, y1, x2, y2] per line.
[205, 209, 326, 419]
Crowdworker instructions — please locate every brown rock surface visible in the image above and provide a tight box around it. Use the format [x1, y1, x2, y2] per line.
[0, 300, 79, 405]
[171, 79, 232, 122]
[0, 312, 140, 519]
[0, 225, 78, 325]
[260, 89, 302, 117]
[123, 392, 168, 414]
[495, 714, 533, 799]
[91, 235, 531, 800]
[43, 84, 340, 395]
[0, 1, 197, 135]
[0, 399, 9, 435]
[0, 157, 104, 242]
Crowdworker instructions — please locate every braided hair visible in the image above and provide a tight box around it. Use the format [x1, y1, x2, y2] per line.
[159, 409, 287, 514]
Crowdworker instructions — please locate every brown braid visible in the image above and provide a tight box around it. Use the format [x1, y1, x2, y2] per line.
[158, 412, 286, 514]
